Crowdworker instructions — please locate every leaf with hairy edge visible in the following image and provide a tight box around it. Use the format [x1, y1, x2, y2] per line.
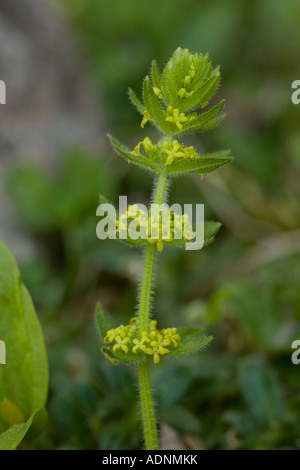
[197, 69, 221, 107]
[178, 100, 225, 135]
[200, 113, 226, 131]
[190, 57, 211, 92]
[177, 327, 204, 338]
[95, 303, 115, 342]
[161, 50, 180, 106]
[167, 150, 233, 176]
[162, 48, 192, 108]
[143, 77, 172, 134]
[151, 60, 161, 89]
[128, 88, 145, 115]
[164, 335, 213, 359]
[179, 74, 220, 112]
[108, 134, 160, 173]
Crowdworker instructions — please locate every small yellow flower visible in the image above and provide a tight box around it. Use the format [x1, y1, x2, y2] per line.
[178, 88, 187, 99]
[165, 107, 188, 131]
[104, 325, 125, 343]
[141, 110, 150, 128]
[113, 335, 130, 354]
[104, 318, 181, 365]
[153, 87, 162, 97]
[184, 75, 192, 86]
[132, 336, 148, 354]
[150, 320, 157, 331]
[162, 328, 181, 347]
[161, 140, 198, 165]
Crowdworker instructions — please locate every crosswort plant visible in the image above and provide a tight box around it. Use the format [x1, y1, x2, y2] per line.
[95, 47, 234, 450]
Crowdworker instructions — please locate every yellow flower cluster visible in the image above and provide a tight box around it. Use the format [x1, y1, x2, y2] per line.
[116, 204, 194, 252]
[131, 137, 199, 166]
[165, 106, 188, 131]
[104, 319, 181, 364]
[160, 140, 199, 165]
[177, 62, 197, 101]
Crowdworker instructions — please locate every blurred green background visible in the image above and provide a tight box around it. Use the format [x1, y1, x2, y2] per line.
[4, 0, 300, 449]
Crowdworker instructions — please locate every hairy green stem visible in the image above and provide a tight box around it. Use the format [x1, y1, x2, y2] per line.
[138, 361, 159, 450]
[138, 243, 157, 337]
[137, 170, 168, 450]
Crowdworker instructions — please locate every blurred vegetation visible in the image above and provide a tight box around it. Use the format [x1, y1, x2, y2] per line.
[4, 0, 300, 449]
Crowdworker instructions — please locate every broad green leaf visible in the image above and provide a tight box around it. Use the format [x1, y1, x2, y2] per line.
[108, 134, 160, 173]
[128, 88, 145, 115]
[0, 241, 48, 437]
[167, 150, 233, 175]
[1, 399, 24, 427]
[0, 408, 43, 450]
[143, 76, 172, 134]
[151, 60, 161, 89]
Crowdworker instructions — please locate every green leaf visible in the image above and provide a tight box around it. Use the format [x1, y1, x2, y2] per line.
[197, 68, 221, 106]
[128, 88, 145, 115]
[151, 60, 161, 89]
[0, 408, 43, 450]
[179, 74, 220, 112]
[167, 150, 233, 175]
[1, 399, 24, 427]
[0, 241, 48, 436]
[167, 221, 221, 249]
[190, 56, 211, 92]
[203, 221, 222, 242]
[199, 112, 226, 131]
[102, 346, 146, 365]
[179, 100, 225, 135]
[161, 50, 180, 107]
[143, 76, 172, 134]
[108, 134, 160, 173]
[161, 48, 191, 108]
[95, 305, 147, 364]
[101, 327, 212, 365]
[165, 331, 213, 359]
[95, 302, 115, 342]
